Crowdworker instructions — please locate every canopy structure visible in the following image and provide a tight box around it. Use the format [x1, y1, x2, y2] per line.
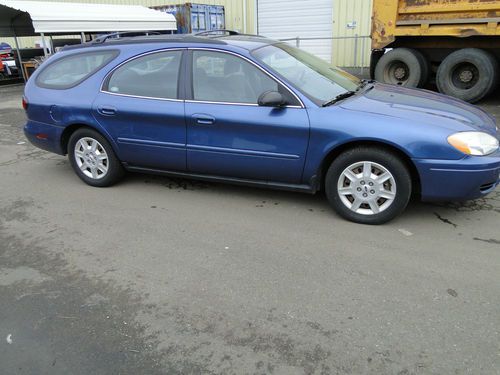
[0, 0, 177, 37]
[0, 0, 176, 82]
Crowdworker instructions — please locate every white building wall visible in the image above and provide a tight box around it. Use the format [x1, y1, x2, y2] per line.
[257, 0, 333, 63]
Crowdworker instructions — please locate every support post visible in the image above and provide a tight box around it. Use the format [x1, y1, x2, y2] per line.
[360, 37, 365, 76]
[332, 37, 336, 66]
[80, 32, 85, 43]
[243, 0, 247, 33]
[13, 35, 27, 83]
[353, 33, 358, 68]
[254, 0, 258, 34]
[40, 32, 48, 56]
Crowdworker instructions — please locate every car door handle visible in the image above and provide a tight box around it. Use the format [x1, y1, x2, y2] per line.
[192, 114, 215, 125]
[98, 106, 117, 116]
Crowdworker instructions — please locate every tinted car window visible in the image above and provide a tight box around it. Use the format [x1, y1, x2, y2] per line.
[105, 50, 182, 99]
[37, 50, 117, 89]
[193, 50, 293, 104]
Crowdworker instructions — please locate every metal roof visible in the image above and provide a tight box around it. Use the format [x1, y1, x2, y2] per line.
[0, 0, 176, 37]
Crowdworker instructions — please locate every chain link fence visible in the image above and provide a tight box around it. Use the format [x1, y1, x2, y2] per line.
[279, 35, 371, 74]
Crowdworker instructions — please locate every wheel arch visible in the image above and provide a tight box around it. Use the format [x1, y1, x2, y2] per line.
[60, 123, 119, 156]
[317, 140, 421, 197]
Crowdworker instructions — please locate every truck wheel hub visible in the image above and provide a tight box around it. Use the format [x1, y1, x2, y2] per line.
[459, 70, 474, 83]
[394, 66, 407, 80]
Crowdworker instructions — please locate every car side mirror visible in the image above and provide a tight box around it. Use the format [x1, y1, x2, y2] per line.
[258, 91, 286, 107]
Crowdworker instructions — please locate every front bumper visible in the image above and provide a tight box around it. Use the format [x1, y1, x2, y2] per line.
[414, 150, 500, 201]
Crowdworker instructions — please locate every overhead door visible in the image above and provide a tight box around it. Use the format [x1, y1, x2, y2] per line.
[257, 0, 333, 62]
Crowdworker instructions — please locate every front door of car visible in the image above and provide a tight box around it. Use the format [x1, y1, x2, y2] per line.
[92, 49, 186, 171]
[185, 49, 310, 183]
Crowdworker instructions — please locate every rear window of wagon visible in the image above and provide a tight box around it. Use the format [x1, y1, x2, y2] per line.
[36, 50, 119, 89]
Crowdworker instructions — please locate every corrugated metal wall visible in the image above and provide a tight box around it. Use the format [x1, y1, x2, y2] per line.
[332, 0, 372, 67]
[257, 0, 333, 62]
[2, 0, 257, 48]
[255, 0, 372, 67]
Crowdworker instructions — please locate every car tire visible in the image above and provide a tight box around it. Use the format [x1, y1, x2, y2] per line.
[325, 147, 412, 225]
[68, 128, 124, 187]
[436, 48, 498, 103]
[375, 48, 429, 88]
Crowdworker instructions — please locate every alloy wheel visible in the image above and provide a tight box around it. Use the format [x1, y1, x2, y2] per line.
[337, 161, 397, 215]
[74, 137, 109, 179]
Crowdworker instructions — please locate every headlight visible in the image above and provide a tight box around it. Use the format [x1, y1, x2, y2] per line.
[447, 132, 499, 156]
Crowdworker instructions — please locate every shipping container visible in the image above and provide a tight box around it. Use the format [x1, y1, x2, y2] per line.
[152, 3, 225, 34]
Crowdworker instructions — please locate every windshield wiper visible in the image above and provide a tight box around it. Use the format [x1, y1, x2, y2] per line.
[357, 78, 376, 90]
[322, 91, 357, 107]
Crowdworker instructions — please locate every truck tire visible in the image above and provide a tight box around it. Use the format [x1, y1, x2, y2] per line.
[374, 48, 429, 88]
[436, 48, 498, 103]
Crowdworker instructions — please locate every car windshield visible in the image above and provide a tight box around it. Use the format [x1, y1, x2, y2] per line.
[251, 43, 361, 104]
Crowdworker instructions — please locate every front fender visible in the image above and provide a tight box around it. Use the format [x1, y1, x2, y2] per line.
[303, 106, 464, 184]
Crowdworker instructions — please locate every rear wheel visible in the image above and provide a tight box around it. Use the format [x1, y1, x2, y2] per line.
[325, 147, 412, 225]
[375, 48, 429, 88]
[68, 128, 124, 187]
[436, 48, 498, 103]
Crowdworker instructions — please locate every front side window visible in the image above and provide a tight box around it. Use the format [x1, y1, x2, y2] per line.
[192, 50, 296, 105]
[37, 50, 118, 89]
[105, 50, 182, 99]
[252, 43, 361, 104]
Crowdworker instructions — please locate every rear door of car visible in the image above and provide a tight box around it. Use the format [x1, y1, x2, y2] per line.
[92, 48, 187, 171]
[184, 48, 310, 183]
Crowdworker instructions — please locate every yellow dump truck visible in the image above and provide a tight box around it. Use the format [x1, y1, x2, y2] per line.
[370, 0, 500, 102]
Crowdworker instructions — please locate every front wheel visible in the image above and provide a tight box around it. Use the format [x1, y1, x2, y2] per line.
[68, 128, 124, 187]
[325, 147, 412, 224]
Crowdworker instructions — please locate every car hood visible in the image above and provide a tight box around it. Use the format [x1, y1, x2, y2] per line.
[338, 83, 497, 135]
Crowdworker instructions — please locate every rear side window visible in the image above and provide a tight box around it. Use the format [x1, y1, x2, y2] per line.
[104, 50, 182, 100]
[36, 50, 118, 89]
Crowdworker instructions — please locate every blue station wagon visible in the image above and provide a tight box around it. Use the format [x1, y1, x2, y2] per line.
[23, 32, 500, 224]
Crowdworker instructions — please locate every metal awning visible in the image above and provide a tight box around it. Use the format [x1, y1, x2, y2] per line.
[0, 0, 177, 37]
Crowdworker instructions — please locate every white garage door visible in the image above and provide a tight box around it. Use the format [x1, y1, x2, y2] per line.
[257, 0, 333, 62]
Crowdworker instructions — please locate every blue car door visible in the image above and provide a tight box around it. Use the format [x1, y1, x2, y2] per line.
[185, 49, 310, 184]
[92, 49, 186, 171]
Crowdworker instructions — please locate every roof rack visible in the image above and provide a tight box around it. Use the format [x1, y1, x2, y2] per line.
[194, 29, 240, 37]
[92, 31, 161, 44]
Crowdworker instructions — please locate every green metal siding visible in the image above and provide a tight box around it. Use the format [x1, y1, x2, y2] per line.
[332, 0, 372, 67]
